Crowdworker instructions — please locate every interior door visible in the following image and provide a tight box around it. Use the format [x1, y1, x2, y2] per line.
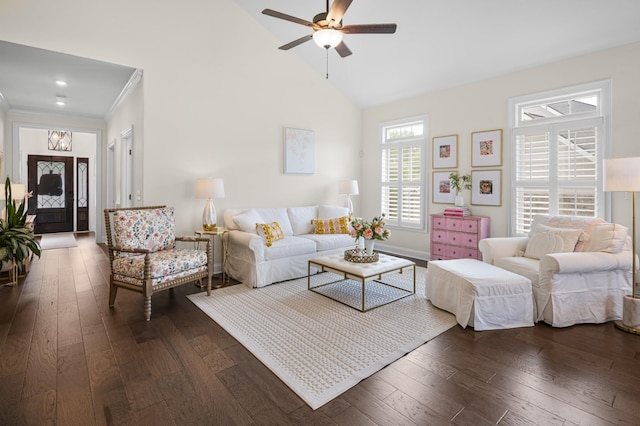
[27, 155, 74, 234]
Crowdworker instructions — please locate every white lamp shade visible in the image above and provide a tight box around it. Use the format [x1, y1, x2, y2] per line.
[604, 157, 640, 192]
[195, 178, 225, 199]
[313, 29, 344, 48]
[338, 179, 359, 196]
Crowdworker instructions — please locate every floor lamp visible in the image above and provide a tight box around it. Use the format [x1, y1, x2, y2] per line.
[339, 180, 359, 215]
[604, 157, 640, 335]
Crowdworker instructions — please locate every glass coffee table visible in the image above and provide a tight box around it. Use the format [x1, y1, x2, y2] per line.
[308, 253, 416, 312]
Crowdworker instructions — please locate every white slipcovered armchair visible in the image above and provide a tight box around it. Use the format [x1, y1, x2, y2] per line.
[479, 215, 632, 327]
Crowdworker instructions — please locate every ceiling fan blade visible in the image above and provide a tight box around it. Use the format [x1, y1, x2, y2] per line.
[341, 23, 397, 34]
[262, 9, 318, 29]
[335, 41, 352, 57]
[278, 34, 313, 50]
[326, 0, 353, 27]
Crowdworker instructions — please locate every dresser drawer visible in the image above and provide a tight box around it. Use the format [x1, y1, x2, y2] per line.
[431, 229, 447, 243]
[446, 246, 480, 260]
[445, 218, 463, 231]
[457, 233, 479, 248]
[432, 216, 447, 230]
[430, 243, 448, 259]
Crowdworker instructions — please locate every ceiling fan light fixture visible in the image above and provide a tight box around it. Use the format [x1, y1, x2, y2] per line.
[313, 28, 343, 49]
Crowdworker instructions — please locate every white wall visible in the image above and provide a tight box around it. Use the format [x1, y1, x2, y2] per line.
[0, 0, 362, 242]
[364, 41, 640, 259]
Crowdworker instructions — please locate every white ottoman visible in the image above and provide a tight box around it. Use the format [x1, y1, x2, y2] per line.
[426, 259, 534, 331]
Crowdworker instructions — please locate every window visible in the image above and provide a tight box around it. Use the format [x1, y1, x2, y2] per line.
[380, 117, 426, 230]
[509, 81, 610, 235]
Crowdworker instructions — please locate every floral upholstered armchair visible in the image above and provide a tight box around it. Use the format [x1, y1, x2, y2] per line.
[104, 205, 212, 321]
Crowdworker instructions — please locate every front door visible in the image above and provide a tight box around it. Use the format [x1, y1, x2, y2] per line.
[27, 155, 74, 234]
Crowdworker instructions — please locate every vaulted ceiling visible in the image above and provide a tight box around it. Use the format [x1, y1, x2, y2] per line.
[1, 0, 639, 119]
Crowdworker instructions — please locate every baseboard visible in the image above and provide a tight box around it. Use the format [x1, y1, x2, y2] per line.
[374, 242, 429, 262]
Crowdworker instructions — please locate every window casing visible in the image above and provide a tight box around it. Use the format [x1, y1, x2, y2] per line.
[380, 117, 426, 230]
[509, 81, 610, 236]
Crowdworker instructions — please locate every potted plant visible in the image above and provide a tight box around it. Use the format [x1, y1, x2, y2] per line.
[0, 177, 40, 285]
[449, 171, 471, 207]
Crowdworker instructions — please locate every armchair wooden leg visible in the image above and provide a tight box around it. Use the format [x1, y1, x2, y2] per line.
[109, 284, 118, 307]
[144, 296, 151, 321]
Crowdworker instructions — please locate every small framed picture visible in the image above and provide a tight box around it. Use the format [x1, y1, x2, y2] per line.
[432, 171, 456, 204]
[432, 135, 458, 169]
[471, 170, 502, 206]
[471, 129, 502, 167]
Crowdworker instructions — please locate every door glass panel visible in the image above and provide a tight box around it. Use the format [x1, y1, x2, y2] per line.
[77, 162, 88, 208]
[37, 160, 65, 208]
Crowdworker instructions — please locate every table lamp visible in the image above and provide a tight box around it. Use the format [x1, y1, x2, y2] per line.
[604, 157, 640, 335]
[195, 178, 225, 231]
[339, 179, 359, 214]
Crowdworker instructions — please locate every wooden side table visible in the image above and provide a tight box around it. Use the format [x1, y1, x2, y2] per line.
[195, 228, 229, 287]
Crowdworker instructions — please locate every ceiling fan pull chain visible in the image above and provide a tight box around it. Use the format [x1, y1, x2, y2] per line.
[325, 48, 329, 79]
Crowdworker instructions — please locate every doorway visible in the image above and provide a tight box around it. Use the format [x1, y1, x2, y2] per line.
[27, 155, 74, 234]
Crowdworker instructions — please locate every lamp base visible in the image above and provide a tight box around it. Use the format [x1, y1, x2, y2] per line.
[615, 294, 640, 335]
[202, 224, 218, 232]
[614, 320, 640, 335]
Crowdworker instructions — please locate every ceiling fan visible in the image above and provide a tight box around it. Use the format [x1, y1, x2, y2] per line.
[262, 0, 397, 58]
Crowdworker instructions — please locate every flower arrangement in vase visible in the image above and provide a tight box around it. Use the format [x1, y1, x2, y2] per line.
[449, 171, 471, 207]
[350, 213, 390, 255]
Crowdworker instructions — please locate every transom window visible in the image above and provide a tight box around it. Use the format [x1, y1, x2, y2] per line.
[509, 81, 610, 235]
[380, 117, 426, 230]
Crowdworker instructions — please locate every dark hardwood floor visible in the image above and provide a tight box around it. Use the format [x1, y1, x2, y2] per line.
[1, 233, 639, 425]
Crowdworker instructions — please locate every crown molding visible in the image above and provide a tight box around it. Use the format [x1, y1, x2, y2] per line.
[104, 68, 143, 121]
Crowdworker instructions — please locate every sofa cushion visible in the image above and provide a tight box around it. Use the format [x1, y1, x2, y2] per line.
[529, 214, 605, 251]
[300, 233, 355, 251]
[287, 206, 318, 235]
[311, 216, 350, 234]
[233, 209, 263, 234]
[256, 222, 285, 247]
[318, 205, 349, 219]
[113, 207, 175, 252]
[493, 256, 540, 287]
[253, 208, 294, 236]
[524, 224, 583, 259]
[262, 236, 317, 261]
[582, 223, 629, 253]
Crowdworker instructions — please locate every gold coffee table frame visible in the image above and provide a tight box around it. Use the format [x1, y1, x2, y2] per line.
[308, 254, 416, 312]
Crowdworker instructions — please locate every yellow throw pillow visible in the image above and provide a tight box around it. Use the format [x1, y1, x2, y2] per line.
[311, 216, 350, 234]
[256, 222, 285, 247]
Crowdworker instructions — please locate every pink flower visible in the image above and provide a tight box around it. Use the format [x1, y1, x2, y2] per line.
[363, 228, 374, 239]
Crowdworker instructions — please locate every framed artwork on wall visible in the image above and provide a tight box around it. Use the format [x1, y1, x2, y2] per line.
[471, 129, 502, 167]
[471, 169, 502, 206]
[432, 135, 458, 169]
[432, 171, 456, 204]
[284, 127, 315, 174]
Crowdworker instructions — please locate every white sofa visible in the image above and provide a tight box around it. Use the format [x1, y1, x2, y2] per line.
[478, 214, 632, 327]
[223, 205, 355, 288]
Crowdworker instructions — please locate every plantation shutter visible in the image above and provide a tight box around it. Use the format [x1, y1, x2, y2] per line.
[380, 118, 425, 230]
[512, 117, 602, 235]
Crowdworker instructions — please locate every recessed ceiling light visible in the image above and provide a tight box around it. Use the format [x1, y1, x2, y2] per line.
[56, 80, 67, 86]
[56, 95, 66, 106]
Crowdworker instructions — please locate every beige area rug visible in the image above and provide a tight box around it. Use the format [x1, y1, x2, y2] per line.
[39, 233, 78, 250]
[187, 266, 456, 410]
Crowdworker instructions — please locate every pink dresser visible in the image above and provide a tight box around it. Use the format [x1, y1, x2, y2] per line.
[430, 214, 490, 261]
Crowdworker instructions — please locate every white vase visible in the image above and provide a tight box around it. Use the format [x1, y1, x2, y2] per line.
[356, 238, 365, 252]
[454, 193, 465, 207]
[364, 239, 375, 256]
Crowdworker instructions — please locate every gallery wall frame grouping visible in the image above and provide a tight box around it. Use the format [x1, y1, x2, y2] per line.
[431, 129, 503, 206]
